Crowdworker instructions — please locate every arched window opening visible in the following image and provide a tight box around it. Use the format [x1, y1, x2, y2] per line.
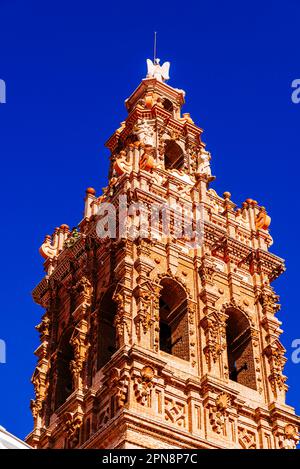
[97, 288, 118, 370]
[164, 141, 185, 171]
[162, 98, 174, 113]
[55, 329, 74, 410]
[125, 134, 139, 145]
[226, 309, 256, 390]
[159, 278, 189, 361]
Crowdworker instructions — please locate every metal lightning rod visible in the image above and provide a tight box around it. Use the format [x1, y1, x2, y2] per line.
[153, 31, 157, 63]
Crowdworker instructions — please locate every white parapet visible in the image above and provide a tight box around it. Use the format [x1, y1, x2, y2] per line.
[0, 426, 31, 449]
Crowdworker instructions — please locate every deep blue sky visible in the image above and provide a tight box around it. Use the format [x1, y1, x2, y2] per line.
[0, 0, 299, 440]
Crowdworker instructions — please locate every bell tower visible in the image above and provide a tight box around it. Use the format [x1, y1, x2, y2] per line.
[27, 59, 299, 449]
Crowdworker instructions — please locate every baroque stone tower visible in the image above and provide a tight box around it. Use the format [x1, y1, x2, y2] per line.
[27, 59, 299, 449]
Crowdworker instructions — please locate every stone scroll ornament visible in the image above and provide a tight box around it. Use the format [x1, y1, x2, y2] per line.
[113, 150, 132, 176]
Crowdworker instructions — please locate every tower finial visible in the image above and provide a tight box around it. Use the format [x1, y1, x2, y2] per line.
[153, 31, 157, 63]
[147, 34, 170, 83]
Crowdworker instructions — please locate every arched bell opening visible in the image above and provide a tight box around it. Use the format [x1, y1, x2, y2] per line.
[164, 140, 185, 171]
[97, 287, 118, 370]
[159, 278, 189, 361]
[55, 328, 74, 410]
[226, 308, 257, 390]
[162, 98, 174, 114]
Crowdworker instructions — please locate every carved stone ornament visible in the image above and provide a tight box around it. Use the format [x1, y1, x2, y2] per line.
[164, 397, 186, 428]
[202, 312, 227, 365]
[209, 393, 230, 434]
[63, 411, 83, 447]
[198, 149, 212, 176]
[109, 368, 129, 409]
[199, 254, 215, 287]
[238, 427, 257, 449]
[72, 275, 93, 313]
[39, 225, 70, 260]
[279, 424, 299, 449]
[30, 399, 41, 419]
[134, 119, 155, 147]
[30, 360, 50, 421]
[113, 292, 131, 342]
[35, 315, 50, 337]
[113, 150, 132, 176]
[134, 286, 160, 341]
[258, 286, 280, 314]
[255, 207, 271, 231]
[140, 144, 156, 171]
[264, 342, 287, 394]
[134, 366, 155, 406]
[73, 276, 93, 298]
[70, 321, 89, 389]
[188, 302, 197, 367]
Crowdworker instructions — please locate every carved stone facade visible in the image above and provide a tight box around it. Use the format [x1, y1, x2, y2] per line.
[27, 64, 299, 449]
